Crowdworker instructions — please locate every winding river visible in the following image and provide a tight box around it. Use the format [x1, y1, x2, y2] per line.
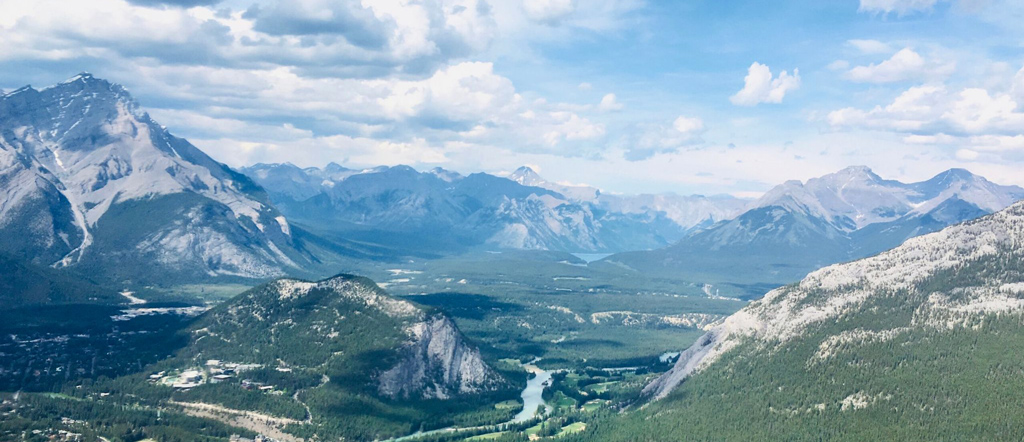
[513, 362, 552, 422]
[388, 360, 553, 441]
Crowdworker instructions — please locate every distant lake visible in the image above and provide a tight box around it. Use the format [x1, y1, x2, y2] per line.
[571, 253, 612, 263]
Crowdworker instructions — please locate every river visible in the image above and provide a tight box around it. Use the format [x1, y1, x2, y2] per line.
[513, 362, 552, 422]
[388, 360, 553, 441]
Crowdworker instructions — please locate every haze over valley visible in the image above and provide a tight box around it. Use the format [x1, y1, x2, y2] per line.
[3, 0, 1024, 441]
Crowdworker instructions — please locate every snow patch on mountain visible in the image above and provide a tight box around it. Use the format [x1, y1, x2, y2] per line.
[0, 74, 302, 278]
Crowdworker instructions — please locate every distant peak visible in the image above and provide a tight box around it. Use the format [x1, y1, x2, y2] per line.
[55, 72, 115, 90]
[385, 165, 417, 174]
[325, 162, 347, 170]
[62, 72, 95, 83]
[936, 168, 976, 180]
[509, 166, 544, 185]
[45, 72, 129, 99]
[838, 165, 875, 175]
[3, 85, 37, 97]
[513, 165, 539, 175]
[824, 165, 882, 183]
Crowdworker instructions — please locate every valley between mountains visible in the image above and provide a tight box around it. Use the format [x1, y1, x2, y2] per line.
[3, 75, 1024, 441]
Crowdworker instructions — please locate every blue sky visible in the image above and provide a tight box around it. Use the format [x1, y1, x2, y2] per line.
[2, 0, 1023, 197]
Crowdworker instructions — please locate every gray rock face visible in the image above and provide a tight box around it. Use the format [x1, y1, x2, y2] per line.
[640, 329, 719, 401]
[643, 200, 1024, 403]
[378, 315, 500, 399]
[0, 73, 311, 282]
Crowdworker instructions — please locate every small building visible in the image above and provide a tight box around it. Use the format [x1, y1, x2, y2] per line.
[180, 370, 203, 383]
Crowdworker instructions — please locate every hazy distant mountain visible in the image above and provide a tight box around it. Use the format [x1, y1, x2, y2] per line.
[506, 165, 601, 202]
[240, 164, 747, 253]
[597, 200, 1024, 440]
[603, 166, 1024, 297]
[0, 74, 328, 285]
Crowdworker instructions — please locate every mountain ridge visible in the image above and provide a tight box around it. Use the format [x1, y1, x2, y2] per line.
[0, 73, 330, 285]
[644, 199, 1024, 401]
[602, 166, 1024, 298]
[240, 162, 747, 253]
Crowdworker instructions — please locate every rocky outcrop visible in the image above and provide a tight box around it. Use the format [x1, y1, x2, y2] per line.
[378, 315, 501, 399]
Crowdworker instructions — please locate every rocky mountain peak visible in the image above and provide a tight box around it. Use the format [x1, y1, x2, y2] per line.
[508, 166, 544, 186]
[0, 74, 306, 280]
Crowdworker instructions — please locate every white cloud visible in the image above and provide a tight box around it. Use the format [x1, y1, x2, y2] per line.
[1012, 66, 1024, 103]
[858, 0, 941, 15]
[197, 134, 452, 169]
[381, 62, 522, 123]
[847, 39, 893, 54]
[0, 0, 498, 78]
[522, 0, 577, 22]
[829, 67, 1024, 161]
[828, 60, 851, 71]
[845, 48, 953, 83]
[942, 88, 1024, 133]
[956, 148, 979, 160]
[597, 93, 624, 111]
[578, 82, 592, 90]
[622, 115, 705, 160]
[730, 62, 801, 106]
[902, 133, 958, 145]
[672, 116, 705, 133]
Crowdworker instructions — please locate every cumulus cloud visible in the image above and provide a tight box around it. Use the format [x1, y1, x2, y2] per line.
[730, 62, 801, 106]
[672, 116, 704, 133]
[1013, 66, 1024, 102]
[858, 0, 941, 15]
[956, 148, 979, 160]
[245, 0, 389, 49]
[847, 39, 893, 54]
[829, 84, 1024, 136]
[522, 0, 577, 23]
[0, 0, 627, 165]
[623, 115, 705, 161]
[597, 93, 623, 111]
[829, 66, 1024, 161]
[0, 0, 496, 79]
[125, 0, 220, 6]
[126, 0, 221, 7]
[845, 48, 953, 83]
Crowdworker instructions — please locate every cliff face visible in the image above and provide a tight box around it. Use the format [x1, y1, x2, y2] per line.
[378, 315, 500, 399]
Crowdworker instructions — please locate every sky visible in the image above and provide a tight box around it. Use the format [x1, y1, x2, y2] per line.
[2, 0, 1024, 197]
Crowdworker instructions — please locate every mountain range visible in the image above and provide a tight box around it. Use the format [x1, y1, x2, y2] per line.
[240, 163, 746, 253]
[2, 74, 1022, 301]
[601, 166, 1024, 298]
[589, 200, 1024, 440]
